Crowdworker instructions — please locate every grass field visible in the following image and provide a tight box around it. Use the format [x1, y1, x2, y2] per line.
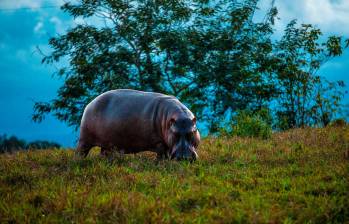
[1, 126, 348, 223]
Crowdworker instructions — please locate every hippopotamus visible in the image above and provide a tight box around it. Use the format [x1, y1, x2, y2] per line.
[76, 89, 200, 161]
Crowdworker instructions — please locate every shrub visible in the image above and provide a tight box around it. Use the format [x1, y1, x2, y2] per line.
[329, 118, 347, 127]
[229, 109, 272, 139]
[27, 141, 61, 149]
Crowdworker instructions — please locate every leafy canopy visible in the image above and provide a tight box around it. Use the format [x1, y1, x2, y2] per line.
[33, 0, 348, 131]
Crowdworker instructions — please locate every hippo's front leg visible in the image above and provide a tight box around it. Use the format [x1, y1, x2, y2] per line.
[155, 143, 170, 160]
[76, 141, 92, 158]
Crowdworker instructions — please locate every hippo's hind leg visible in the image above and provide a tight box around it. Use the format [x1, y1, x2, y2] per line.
[76, 140, 93, 158]
[76, 126, 96, 158]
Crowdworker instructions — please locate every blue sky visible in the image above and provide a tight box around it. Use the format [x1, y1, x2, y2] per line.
[0, 0, 348, 147]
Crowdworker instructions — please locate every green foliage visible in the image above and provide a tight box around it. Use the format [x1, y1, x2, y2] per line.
[33, 0, 348, 131]
[229, 109, 272, 139]
[329, 118, 347, 127]
[1, 127, 349, 223]
[26, 141, 61, 150]
[0, 135, 26, 153]
[275, 20, 348, 129]
[32, 0, 280, 129]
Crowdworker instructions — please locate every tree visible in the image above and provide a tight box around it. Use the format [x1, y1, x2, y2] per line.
[33, 0, 347, 132]
[0, 134, 26, 153]
[275, 20, 348, 129]
[27, 140, 61, 149]
[33, 0, 197, 128]
[0, 134, 61, 153]
[182, 0, 279, 132]
[311, 79, 347, 127]
[33, 0, 279, 131]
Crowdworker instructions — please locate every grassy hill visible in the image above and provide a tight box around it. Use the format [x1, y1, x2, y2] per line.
[1, 126, 348, 223]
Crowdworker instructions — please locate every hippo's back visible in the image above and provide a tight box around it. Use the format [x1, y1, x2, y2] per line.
[86, 89, 167, 118]
[79, 89, 174, 150]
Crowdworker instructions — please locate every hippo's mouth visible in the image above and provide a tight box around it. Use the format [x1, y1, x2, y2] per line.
[170, 145, 198, 161]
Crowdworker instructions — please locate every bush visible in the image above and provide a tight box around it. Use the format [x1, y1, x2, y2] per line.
[229, 109, 272, 139]
[0, 134, 61, 153]
[27, 141, 61, 149]
[329, 118, 347, 127]
[0, 135, 26, 153]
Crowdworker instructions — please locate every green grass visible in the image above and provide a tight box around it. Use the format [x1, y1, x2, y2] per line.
[1, 127, 349, 223]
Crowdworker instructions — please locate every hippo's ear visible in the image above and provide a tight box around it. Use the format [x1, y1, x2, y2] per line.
[192, 117, 196, 124]
[192, 117, 197, 132]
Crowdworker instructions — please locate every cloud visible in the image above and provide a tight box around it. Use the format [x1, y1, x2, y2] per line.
[50, 16, 64, 34]
[34, 21, 44, 34]
[0, 0, 41, 9]
[266, 0, 349, 36]
[0, 0, 65, 10]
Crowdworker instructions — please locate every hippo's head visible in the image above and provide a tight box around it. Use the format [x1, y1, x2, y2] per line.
[166, 115, 200, 161]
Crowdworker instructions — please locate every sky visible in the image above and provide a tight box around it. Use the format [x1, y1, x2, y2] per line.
[0, 0, 348, 147]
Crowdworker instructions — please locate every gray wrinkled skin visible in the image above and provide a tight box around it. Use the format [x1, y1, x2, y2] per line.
[76, 89, 200, 161]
